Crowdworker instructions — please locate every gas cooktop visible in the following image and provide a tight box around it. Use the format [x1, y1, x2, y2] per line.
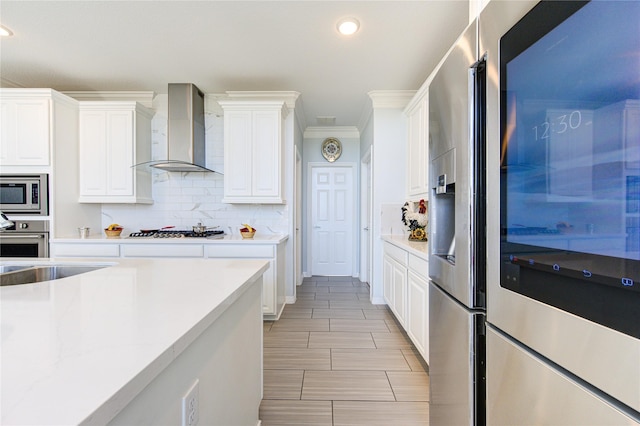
[128, 230, 225, 239]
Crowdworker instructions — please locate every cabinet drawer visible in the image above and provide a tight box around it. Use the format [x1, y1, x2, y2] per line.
[122, 244, 203, 258]
[408, 254, 429, 280]
[384, 242, 408, 265]
[206, 244, 274, 258]
[52, 243, 120, 257]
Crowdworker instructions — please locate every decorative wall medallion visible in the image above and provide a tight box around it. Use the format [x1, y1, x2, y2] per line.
[321, 137, 342, 162]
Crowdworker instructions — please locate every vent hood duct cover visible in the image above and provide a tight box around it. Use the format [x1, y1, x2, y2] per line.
[138, 83, 220, 173]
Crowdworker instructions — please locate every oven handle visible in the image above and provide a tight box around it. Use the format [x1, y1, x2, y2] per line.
[0, 234, 46, 239]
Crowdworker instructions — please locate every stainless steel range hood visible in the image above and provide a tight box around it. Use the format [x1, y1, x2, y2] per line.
[139, 83, 220, 173]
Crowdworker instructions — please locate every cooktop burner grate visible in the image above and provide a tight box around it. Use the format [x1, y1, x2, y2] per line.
[128, 230, 225, 238]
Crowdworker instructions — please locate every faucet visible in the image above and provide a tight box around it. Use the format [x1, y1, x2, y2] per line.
[0, 211, 14, 229]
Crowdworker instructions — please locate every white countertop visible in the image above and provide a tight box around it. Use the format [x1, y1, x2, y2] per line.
[51, 233, 288, 244]
[381, 234, 428, 260]
[0, 257, 269, 425]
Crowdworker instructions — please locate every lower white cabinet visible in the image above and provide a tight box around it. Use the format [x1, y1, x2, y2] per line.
[382, 239, 429, 363]
[206, 244, 285, 319]
[50, 239, 286, 320]
[407, 264, 429, 360]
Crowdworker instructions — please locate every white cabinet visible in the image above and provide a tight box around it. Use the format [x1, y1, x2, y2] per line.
[406, 93, 429, 198]
[206, 243, 285, 319]
[382, 242, 408, 326]
[51, 243, 120, 258]
[407, 255, 429, 361]
[50, 239, 287, 320]
[0, 92, 52, 166]
[382, 239, 429, 363]
[78, 102, 153, 204]
[218, 100, 288, 204]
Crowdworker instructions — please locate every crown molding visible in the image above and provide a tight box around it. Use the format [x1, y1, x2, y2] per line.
[404, 79, 429, 115]
[62, 91, 155, 108]
[223, 91, 301, 109]
[304, 126, 360, 139]
[368, 90, 416, 109]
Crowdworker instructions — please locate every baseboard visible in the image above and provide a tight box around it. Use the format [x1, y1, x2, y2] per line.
[370, 296, 386, 305]
[285, 296, 296, 304]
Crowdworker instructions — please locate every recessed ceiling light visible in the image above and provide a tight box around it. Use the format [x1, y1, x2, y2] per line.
[337, 18, 360, 36]
[0, 25, 13, 37]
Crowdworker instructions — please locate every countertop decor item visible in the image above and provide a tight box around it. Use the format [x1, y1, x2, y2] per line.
[240, 224, 256, 239]
[402, 199, 428, 241]
[78, 227, 91, 238]
[104, 223, 123, 237]
[321, 137, 342, 162]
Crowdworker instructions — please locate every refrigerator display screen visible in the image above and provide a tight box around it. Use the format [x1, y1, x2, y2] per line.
[499, 0, 640, 338]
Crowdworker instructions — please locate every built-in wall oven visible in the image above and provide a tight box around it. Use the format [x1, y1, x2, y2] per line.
[483, 0, 640, 423]
[0, 174, 48, 215]
[0, 219, 49, 258]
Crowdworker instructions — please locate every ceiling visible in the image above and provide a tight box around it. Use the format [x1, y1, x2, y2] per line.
[0, 1, 469, 130]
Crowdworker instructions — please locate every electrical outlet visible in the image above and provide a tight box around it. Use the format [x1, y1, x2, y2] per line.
[181, 379, 199, 426]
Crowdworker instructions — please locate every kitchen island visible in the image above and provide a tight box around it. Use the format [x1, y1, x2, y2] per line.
[1, 257, 268, 425]
[50, 234, 288, 319]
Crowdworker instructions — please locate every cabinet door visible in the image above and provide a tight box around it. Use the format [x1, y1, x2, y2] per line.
[79, 111, 108, 196]
[383, 254, 394, 307]
[392, 258, 407, 325]
[260, 259, 277, 315]
[407, 271, 429, 361]
[224, 110, 253, 197]
[79, 104, 151, 203]
[407, 96, 429, 197]
[0, 98, 50, 165]
[252, 109, 280, 198]
[106, 111, 134, 196]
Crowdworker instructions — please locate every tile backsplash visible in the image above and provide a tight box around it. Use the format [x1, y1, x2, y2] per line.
[100, 95, 288, 236]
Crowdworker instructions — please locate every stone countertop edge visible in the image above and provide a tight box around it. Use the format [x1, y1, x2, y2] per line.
[83, 259, 270, 426]
[50, 233, 289, 244]
[381, 234, 428, 260]
[0, 258, 269, 426]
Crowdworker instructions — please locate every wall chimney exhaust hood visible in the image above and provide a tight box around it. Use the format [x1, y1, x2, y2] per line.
[137, 83, 220, 173]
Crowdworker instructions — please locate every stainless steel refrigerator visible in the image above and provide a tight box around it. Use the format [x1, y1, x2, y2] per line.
[428, 17, 487, 426]
[429, 0, 640, 424]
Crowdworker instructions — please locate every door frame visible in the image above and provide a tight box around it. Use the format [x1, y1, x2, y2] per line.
[294, 146, 303, 287]
[360, 147, 372, 285]
[307, 162, 358, 277]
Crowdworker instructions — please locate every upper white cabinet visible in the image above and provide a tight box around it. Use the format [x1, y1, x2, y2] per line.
[0, 91, 55, 166]
[218, 100, 288, 204]
[78, 102, 153, 204]
[406, 93, 429, 198]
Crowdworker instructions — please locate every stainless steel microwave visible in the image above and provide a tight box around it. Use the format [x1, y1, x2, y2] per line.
[0, 174, 48, 215]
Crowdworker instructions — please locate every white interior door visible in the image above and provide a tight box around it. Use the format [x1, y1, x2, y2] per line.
[310, 164, 355, 276]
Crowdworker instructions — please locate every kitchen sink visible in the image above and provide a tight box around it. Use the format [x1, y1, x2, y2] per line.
[0, 265, 107, 286]
[0, 265, 30, 274]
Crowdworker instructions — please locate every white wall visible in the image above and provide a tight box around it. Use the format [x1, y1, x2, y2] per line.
[369, 107, 408, 303]
[100, 95, 289, 237]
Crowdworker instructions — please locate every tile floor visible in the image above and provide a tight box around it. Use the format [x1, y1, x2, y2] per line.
[260, 276, 430, 426]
